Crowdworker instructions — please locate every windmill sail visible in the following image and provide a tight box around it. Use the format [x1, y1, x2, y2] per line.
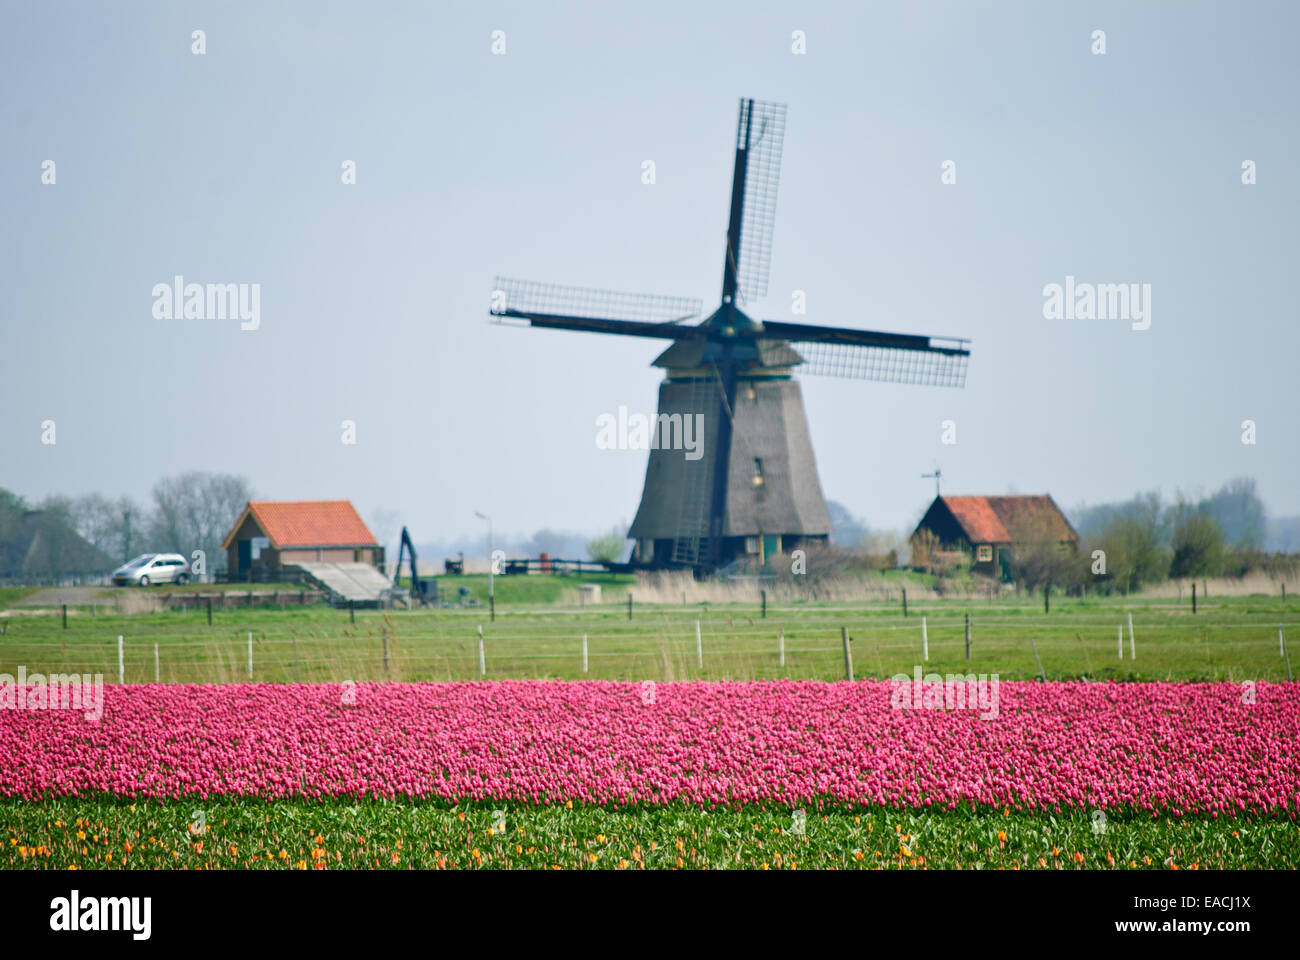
[729, 99, 786, 307]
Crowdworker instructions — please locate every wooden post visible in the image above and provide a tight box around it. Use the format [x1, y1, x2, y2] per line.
[350, 600, 355, 625]
[627, 594, 633, 620]
[118, 635, 124, 685]
[761, 590, 767, 619]
[154, 642, 159, 683]
[1030, 637, 1045, 682]
[1043, 584, 1050, 614]
[582, 634, 589, 673]
[841, 627, 853, 682]
[695, 620, 703, 670]
[248, 632, 254, 680]
[206, 597, 212, 626]
[247, 591, 253, 608]
[489, 594, 495, 623]
[964, 613, 971, 660]
[778, 630, 785, 668]
[1128, 613, 1135, 659]
[1118, 624, 1124, 660]
[922, 616, 929, 662]
[1282, 583, 1287, 602]
[1191, 582, 1197, 614]
[901, 588, 908, 618]
[62, 604, 67, 629]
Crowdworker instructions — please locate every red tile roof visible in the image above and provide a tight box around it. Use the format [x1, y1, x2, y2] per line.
[984, 495, 1077, 543]
[941, 497, 1011, 543]
[932, 495, 1077, 545]
[223, 500, 377, 549]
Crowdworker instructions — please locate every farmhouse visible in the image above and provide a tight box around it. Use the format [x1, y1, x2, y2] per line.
[221, 500, 383, 579]
[911, 494, 1077, 578]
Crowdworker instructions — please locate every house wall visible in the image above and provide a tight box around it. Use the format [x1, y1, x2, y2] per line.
[280, 547, 379, 565]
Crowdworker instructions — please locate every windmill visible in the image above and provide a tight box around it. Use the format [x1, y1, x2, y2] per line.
[491, 98, 970, 574]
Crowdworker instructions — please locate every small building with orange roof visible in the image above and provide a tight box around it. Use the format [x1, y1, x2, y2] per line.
[221, 500, 382, 579]
[912, 494, 1077, 578]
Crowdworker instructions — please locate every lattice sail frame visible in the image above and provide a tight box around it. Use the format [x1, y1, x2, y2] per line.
[734, 100, 786, 307]
[491, 277, 702, 325]
[790, 339, 970, 387]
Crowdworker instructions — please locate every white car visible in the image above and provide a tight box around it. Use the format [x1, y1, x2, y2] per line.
[111, 553, 191, 587]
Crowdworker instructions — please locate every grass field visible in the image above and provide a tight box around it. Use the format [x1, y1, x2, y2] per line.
[0, 587, 1295, 684]
[3, 797, 1295, 870]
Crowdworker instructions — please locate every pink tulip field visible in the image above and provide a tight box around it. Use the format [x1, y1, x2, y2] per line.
[3, 679, 1298, 869]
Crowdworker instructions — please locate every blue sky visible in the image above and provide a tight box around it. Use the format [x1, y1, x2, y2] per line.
[2, 0, 1296, 544]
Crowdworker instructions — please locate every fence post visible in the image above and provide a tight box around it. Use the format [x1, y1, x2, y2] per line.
[695, 620, 703, 670]
[841, 627, 853, 682]
[62, 604, 67, 629]
[1128, 613, 1135, 659]
[922, 616, 929, 662]
[1191, 582, 1197, 615]
[248, 632, 254, 680]
[489, 594, 495, 623]
[206, 597, 212, 626]
[964, 613, 971, 660]
[478, 625, 486, 678]
[902, 588, 908, 618]
[627, 594, 633, 621]
[582, 634, 588, 673]
[118, 635, 124, 685]
[779, 630, 785, 668]
[1043, 584, 1050, 614]
[761, 590, 767, 619]
[1118, 624, 1124, 660]
[154, 642, 159, 683]
[350, 600, 355, 625]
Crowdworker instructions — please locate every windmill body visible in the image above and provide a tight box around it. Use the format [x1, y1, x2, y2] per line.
[492, 99, 971, 575]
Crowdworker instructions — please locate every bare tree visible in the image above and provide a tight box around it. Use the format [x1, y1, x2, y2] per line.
[147, 472, 252, 572]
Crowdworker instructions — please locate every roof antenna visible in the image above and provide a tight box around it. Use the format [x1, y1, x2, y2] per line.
[921, 466, 942, 498]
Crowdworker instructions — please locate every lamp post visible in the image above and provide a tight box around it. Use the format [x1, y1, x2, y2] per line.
[475, 511, 494, 621]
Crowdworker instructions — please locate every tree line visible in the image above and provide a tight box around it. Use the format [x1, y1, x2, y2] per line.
[1014, 478, 1296, 594]
[0, 472, 251, 579]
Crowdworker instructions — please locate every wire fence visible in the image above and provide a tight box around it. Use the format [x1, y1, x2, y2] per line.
[4, 607, 1296, 685]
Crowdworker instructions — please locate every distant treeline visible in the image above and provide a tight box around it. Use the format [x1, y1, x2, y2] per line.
[1037, 477, 1297, 593]
[0, 472, 251, 580]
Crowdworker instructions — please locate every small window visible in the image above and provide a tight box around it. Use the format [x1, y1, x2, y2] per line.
[752, 458, 764, 486]
[976, 544, 993, 562]
[745, 537, 759, 553]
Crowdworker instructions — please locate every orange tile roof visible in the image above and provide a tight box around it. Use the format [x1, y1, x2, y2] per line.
[936, 495, 1077, 545]
[225, 500, 377, 549]
[941, 497, 1011, 543]
[984, 495, 1077, 543]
